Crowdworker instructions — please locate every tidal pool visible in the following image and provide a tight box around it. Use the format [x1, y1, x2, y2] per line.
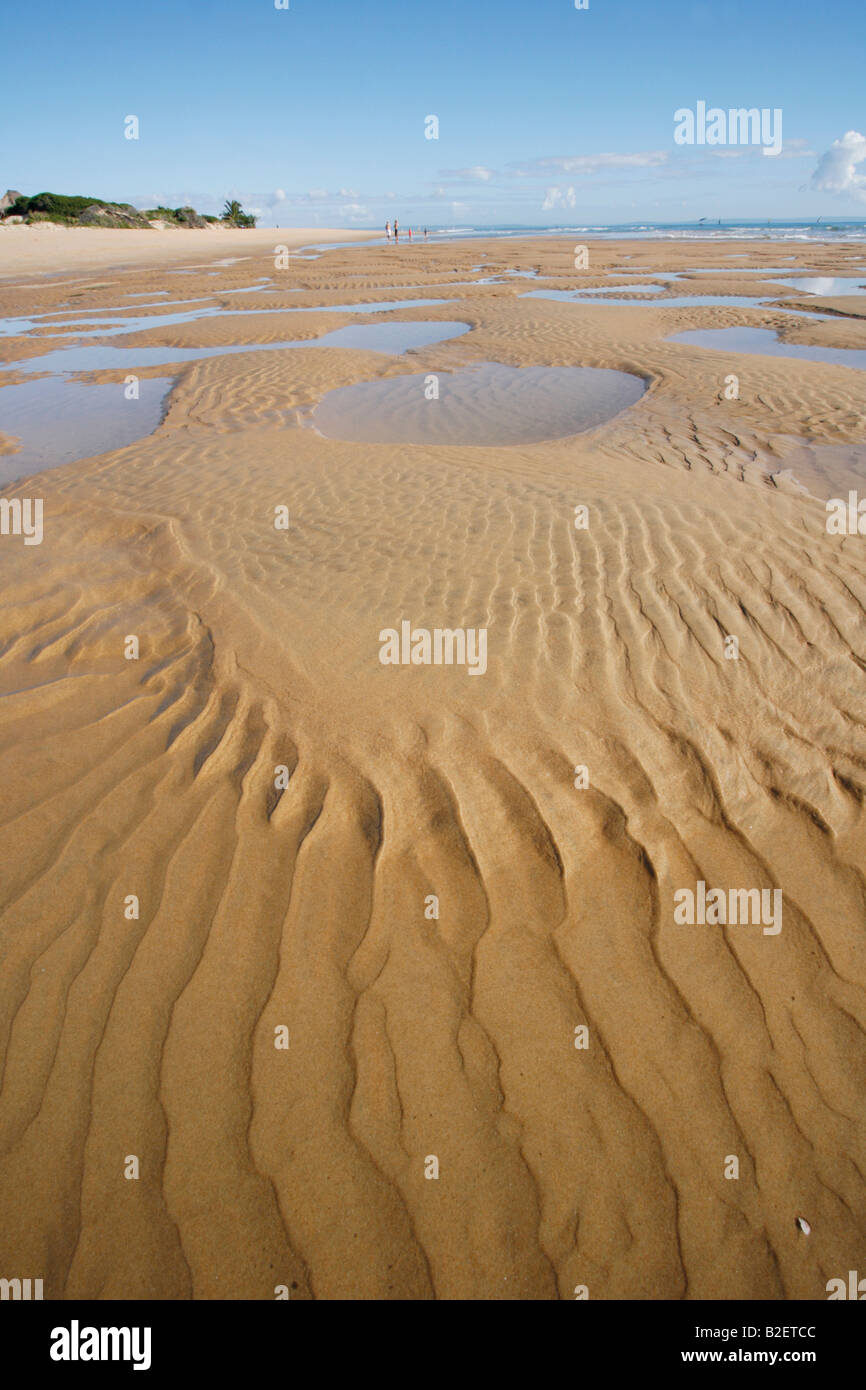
[311, 361, 646, 446]
[0, 318, 473, 481]
[521, 285, 668, 301]
[1, 319, 472, 375]
[669, 326, 866, 370]
[764, 276, 866, 297]
[0, 375, 172, 485]
[521, 289, 829, 319]
[658, 267, 805, 277]
[0, 295, 455, 342]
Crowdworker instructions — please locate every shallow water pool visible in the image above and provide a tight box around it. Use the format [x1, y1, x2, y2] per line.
[0, 376, 172, 485]
[1, 319, 473, 375]
[669, 326, 866, 370]
[311, 361, 646, 446]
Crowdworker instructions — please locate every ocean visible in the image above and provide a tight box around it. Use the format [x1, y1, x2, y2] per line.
[421, 220, 866, 243]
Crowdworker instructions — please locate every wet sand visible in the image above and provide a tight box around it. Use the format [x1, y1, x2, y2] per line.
[0, 232, 865, 1300]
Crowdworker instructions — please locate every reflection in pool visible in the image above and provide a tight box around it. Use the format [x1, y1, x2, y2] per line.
[0, 318, 473, 482]
[1, 320, 473, 375]
[669, 326, 866, 370]
[763, 276, 866, 297]
[521, 290, 829, 319]
[312, 361, 647, 446]
[0, 376, 173, 485]
[0, 295, 455, 341]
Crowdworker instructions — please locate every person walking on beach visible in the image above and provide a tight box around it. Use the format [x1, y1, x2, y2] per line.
[424, 227, 428, 241]
[394, 218, 399, 242]
[385, 220, 391, 240]
[408, 226, 412, 241]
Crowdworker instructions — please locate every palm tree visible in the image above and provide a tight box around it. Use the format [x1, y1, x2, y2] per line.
[221, 198, 257, 228]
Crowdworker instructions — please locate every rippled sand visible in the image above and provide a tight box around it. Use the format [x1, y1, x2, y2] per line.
[1, 233, 865, 1300]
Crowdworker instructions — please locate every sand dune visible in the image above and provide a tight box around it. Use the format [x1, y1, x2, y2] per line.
[0, 237, 865, 1299]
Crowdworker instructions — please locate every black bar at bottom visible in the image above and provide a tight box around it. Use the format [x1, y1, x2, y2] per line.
[3, 1296, 860, 1375]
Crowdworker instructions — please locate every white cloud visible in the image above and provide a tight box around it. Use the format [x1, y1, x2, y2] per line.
[515, 151, 668, 177]
[307, 188, 328, 201]
[542, 186, 577, 210]
[810, 130, 866, 201]
[438, 166, 495, 182]
[709, 142, 813, 161]
[338, 187, 359, 198]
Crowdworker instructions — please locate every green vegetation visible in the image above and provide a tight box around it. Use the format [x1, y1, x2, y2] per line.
[139, 205, 208, 228]
[3, 192, 147, 224]
[1, 192, 256, 229]
[221, 198, 257, 228]
[141, 205, 184, 221]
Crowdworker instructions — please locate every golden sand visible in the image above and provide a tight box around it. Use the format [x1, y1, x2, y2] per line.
[0, 233, 865, 1299]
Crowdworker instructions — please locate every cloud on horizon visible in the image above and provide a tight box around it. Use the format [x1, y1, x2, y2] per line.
[129, 132, 850, 225]
[511, 151, 669, 177]
[542, 186, 577, 210]
[438, 166, 496, 182]
[810, 130, 866, 202]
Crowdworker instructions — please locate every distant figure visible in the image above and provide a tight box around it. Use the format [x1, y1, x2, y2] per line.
[385, 220, 391, 240]
[408, 226, 412, 241]
[424, 227, 428, 241]
[394, 218, 399, 241]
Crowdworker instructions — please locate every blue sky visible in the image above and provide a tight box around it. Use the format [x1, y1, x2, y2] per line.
[2, 0, 865, 226]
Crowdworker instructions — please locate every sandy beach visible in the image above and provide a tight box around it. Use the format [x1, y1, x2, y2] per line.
[0, 228, 865, 1301]
[0, 224, 377, 278]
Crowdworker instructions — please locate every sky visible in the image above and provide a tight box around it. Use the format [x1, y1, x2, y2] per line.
[2, 0, 866, 228]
